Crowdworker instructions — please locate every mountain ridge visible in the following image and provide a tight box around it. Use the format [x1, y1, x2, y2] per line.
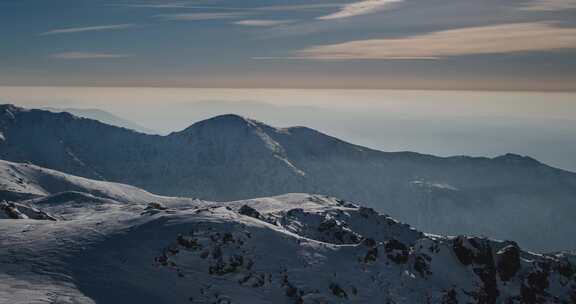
[0, 105, 561, 167]
[42, 107, 158, 134]
[1, 104, 575, 251]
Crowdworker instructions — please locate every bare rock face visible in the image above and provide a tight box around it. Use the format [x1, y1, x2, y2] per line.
[453, 236, 497, 267]
[521, 263, 552, 304]
[452, 236, 499, 303]
[496, 244, 521, 281]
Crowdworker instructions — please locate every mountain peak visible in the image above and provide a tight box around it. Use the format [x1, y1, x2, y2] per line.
[175, 114, 266, 135]
[203, 113, 254, 124]
[493, 153, 541, 166]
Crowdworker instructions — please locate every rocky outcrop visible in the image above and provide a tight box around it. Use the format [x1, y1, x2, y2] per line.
[238, 204, 263, 220]
[385, 239, 409, 264]
[496, 244, 521, 281]
[0, 201, 57, 221]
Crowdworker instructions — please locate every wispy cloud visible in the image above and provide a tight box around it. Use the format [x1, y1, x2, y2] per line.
[289, 23, 576, 59]
[121, 3, 196, 9]
[41, 24, 135, 35]
[521, 0, 576, 11]
[50, 52, 132, 59]
[255, 4, 344, 12]
[318, 0, 403, 20]
[234, 20, 295, 27]
[156, 12, 248, 21]
[122, 3, 343, 12]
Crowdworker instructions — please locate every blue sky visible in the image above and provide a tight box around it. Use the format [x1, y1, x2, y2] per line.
[1, 0, 576, 90]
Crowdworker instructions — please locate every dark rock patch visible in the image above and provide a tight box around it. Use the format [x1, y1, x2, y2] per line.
[496, 244, 521, 281]
[329, 283, 348, 299]
[414, 254, 432, 277]
[238, 205, 263, 220]
[384, 239, 409, 264]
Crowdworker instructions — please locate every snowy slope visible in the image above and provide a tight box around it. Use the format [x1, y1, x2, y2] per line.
[0, 190, 574, 304]
[0, 159, 198, 206]
[2, 104, 576, 252]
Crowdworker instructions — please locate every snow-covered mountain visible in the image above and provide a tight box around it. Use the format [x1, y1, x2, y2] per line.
[0, 164, 574, 304]
[1, 104, 576, 252]
[0, 159, 196, 205]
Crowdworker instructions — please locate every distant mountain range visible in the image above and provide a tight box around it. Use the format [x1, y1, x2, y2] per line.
[1, 158, 574, 304]
[1, 104, 575, 251]
[43, 107, 157, 134]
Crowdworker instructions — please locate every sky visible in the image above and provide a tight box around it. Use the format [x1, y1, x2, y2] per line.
[1, 0, 576, 90]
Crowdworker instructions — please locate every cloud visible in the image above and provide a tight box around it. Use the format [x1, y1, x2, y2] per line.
[234, 20, 295, 27]
[291, 23, 576, 60]
[121, 3, 197, 9]
[318, 0, 403, 20]
[255, 4, 345, 12]
[123, 3, 343, 12]
[521, 0, 576, 11]
[156, 12, 248, 21]
[50, 52, 132, 59]
[41, 24, 135, 35]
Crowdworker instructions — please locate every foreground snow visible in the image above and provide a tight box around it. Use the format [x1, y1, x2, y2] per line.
[0, 163, 574, 303]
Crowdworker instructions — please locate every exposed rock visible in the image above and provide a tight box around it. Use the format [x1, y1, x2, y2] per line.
[142, 202, 171, 215]
[358, 207, 378, 218]
[363, 247, 379, 264]
[317, 217, 362, 244]
[329, 283, 348, 299]
[453, 236, 494, 267]
[362, 238, 377, 247]
[145, 202, 168, 210]
[453, 236, 475, 266]
[521, 264, 551, 304]
[553, 259, 575, 279]
[282, 274, 303, 303]
[442, 288, 458, 304]
[384, 239, 409, 264]
[0, 201, 57, 221]
[0, 201, 27, 219]
[496, 244, 521, 281]
[177, 234, 202, 250]
[452, 236, 499, 303]
[238, 205, 263, 220]
[414, 254, 432, 277]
